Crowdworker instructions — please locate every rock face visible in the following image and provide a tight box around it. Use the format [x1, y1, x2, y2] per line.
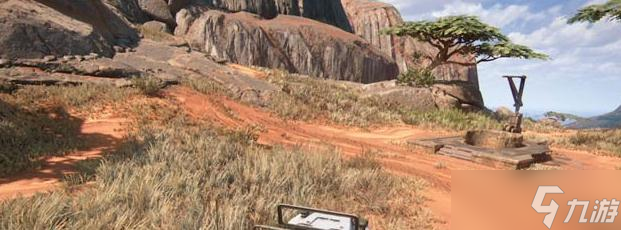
[138, 0, 176, 26]
[176, 9, 399, 83]
[360, 80, 484, 111]
[299, 0, 352, 32]
[0, 0, 138, 59]
[104, 0, 150, 23]
[341, 0, 479, 85]
[211, 0, 278, 19]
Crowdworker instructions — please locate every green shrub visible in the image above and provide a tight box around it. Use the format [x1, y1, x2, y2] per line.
[397, 68, 436, 87]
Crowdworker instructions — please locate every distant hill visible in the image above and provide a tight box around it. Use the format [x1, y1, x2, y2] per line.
[568, 105, 621, 129]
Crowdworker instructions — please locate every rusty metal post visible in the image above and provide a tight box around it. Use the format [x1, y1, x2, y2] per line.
[503, 75, 527, 133]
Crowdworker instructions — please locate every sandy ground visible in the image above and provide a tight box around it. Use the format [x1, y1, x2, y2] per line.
[2, 85, 620, 230]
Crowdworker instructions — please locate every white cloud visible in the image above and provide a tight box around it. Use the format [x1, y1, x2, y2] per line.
[378, 0, 621, 114]
[429, 1, 544, 28]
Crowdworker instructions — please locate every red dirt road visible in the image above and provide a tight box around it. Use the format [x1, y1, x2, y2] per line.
[0, 116, 127, 200]
[166, 86, 492, 229]
[2, 85, 619, 230]
[165, 86, 621, 229]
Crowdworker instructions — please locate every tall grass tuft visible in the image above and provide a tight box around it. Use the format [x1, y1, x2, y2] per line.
[556, 129, 621, 156]
[0, 118, 432, 229]
[266, 70, 402, 126]
[401, 108, 502, 131]
[0, 84, 135, 176]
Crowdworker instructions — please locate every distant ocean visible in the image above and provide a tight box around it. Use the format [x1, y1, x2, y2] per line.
[489, 107, 605, 126]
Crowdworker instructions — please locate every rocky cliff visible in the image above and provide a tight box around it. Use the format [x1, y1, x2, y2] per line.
[299, 0, 352, 32]
[175, 9, 398, 83]
[0, 0, 139, 59]
[341, 0, 479, 85]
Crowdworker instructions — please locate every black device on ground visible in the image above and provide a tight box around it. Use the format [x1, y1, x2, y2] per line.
[254, 204, 370, 230]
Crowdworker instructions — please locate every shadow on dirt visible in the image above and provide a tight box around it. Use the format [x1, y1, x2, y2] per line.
[0, 98, 121, 180]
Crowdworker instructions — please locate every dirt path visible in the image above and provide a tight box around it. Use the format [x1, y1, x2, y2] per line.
[0, 116, 127, 200]
[166, 86, 621, 229]
[166, 86, 496, 229]
[3, 85, 616, 229]
[551, 148, 621, 170]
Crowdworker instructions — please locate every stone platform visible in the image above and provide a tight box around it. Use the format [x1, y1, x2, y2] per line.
[410, 135, 552, 169]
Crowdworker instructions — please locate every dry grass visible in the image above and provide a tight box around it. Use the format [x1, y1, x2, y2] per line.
[0, 84, 433, 229]
[266, 71, 401, 127]
[265, 70, 502, 130]
[524, 164, 561, 170]
[0, 116, 433, 229]
[554, 129, 621, 156]
[131, 76, 165, 97]
[401, 109, 502, 131]
[0, 84, 136, 176]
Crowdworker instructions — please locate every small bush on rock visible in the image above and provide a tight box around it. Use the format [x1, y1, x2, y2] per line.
[397, 68, 435, 87]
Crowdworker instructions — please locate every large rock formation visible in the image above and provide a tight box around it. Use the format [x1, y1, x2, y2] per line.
[359, 80, 484, 111]
[341, 0, 479, 84]
[0, 0, 138, 59]
[175, 9, 399, 83]
[299, 0, 352, 32]
[138, 0, 176, 26]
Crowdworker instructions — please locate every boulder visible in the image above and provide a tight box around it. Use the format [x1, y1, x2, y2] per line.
[138, 0, 176, 26]
[361, 81, 437, 111]
[104, 0, 149, 23]
[142, 20, 171, 34]
[341, 0, 479, 84]
[0, 0, 138, 59]
[432, 82, 484, 109]
[300, 0, 352, 32]
[176, 9, 399, 83]
[358, 80, 485, 111]
[495, 106, 515, 120]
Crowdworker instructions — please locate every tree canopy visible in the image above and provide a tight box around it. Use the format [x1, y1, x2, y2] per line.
[384, 15, 548, 70]
[568, 0, 621, 24]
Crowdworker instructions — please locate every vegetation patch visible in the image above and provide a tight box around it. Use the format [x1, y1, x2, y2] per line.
[0, 84, 136, 176]
[266, 71, 401, 126]
[401, 108, 502, 131]
[0, 116, 433, 229]
[131, 76, 164, 97]
[397, 68, 435, 87]
[556, 129, 621, 156]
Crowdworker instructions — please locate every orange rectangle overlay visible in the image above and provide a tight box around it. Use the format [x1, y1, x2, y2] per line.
[453, 170, 621, 230]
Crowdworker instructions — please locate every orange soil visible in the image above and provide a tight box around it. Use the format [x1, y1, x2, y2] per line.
[2, 85, 620, 230]
[166, 86, 490, 229]
[0, 116, 127, 200]
[165, 86, 621, 229]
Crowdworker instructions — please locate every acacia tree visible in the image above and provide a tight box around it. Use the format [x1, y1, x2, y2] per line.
[569, 0, 621, 23]
[384, 16, 548, 73]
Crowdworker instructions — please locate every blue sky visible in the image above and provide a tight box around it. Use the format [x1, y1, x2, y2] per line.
[381, 0, 621, 117]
